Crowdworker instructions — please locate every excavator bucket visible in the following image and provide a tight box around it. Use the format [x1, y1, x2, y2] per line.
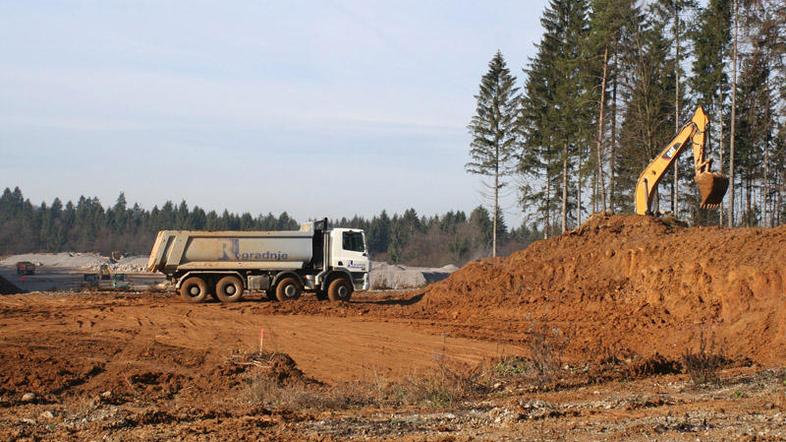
[695, 172, 729, 209]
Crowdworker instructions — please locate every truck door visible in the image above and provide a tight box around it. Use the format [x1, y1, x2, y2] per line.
[331, 229, 369, 272]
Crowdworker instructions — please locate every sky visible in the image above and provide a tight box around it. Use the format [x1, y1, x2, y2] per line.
[0, 0, 546, 225]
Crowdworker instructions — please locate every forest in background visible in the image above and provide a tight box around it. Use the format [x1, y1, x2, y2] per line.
[0, 187, 540, 266]
[3, 0, 784, 265]
[468, 0, 785, 240]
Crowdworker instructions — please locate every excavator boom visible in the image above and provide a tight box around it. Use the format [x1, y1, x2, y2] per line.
[634, 106, 729, 215]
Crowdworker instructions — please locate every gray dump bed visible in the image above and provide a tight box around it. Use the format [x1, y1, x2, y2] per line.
[147, 230, 314, 274]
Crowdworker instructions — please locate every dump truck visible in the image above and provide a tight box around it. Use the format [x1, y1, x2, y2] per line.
[147, 219, 369, 303]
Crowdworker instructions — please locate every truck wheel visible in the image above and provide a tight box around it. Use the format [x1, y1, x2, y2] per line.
[327, 278, 353, 302]
[180, 277, 208, 303]
[215, 276, 244, 303]
[275, 277, 302, 302]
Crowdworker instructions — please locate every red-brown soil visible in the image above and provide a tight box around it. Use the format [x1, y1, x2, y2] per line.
[412, 214, 786, 364]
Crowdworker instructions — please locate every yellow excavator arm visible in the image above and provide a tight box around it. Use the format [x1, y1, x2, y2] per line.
[634, 106, 729, 215]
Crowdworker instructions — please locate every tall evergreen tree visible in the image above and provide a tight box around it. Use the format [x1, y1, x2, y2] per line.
[466, 50, 520, 256]
[615, 4, 677, 212]
[652, 0, 697, 215]
[588, 0, 642, 213]
[728, 0, 740, 226]
[733, 0, 779, 226]
[520, 0, 592, 234]
[690, 0, 732, 224]
[519, 51, 561, 237]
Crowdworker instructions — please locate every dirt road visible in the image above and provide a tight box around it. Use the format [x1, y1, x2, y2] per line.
[0, 292, 513, 386]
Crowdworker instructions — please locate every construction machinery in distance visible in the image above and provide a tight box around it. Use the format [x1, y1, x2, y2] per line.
[15, 261, 35, 276]
[81, 264, 131, 291]
[634, 106, 729, 215]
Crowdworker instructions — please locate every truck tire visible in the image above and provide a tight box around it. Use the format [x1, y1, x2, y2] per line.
[215, 276, 244, 303]
[327, 278, 352, 302]
[275, 277, 302, 302]
[180, 277, 208, 303]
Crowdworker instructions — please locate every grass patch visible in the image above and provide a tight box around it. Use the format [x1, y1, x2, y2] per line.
[681, 330, 729, 387]
[247, 359, 489, 412]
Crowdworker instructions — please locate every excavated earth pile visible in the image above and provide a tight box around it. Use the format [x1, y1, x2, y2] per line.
[416, 214, 786, 364]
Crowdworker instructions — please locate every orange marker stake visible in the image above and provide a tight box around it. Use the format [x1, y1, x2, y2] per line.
[259, 327, 264, 352]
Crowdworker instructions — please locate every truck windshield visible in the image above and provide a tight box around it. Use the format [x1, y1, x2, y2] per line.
[342, 231, 365, 253]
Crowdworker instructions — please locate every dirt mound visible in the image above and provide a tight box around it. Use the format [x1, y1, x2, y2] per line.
[0, 322, 314, 407]
[419, 214, 786, 364]
[215, 351, 315, 388]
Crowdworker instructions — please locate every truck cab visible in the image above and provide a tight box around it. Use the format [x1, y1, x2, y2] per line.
[328, 228, 369, 292]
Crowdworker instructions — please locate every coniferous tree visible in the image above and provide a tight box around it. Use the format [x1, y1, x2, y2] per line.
[587, 0, 640, 213]
[519, 51, 561, 237]
[652, 0, 697, 215]
[733, 1, 778, 226]
[466, 50, 520, 256]
[615, 4, 677, 213]
[690, 0, 732, 224]
[728, 0, 740, 226]
[520, 0, 593, 234]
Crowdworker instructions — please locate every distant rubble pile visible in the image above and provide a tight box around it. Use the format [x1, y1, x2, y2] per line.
[370, 261, 458, 290]
[0, 275, 24, 295]
[0, 253, 149, 273]
[417, 214, 786, 365]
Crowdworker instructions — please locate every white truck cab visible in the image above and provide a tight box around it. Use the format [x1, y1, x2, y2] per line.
[329, 228, 370, 291]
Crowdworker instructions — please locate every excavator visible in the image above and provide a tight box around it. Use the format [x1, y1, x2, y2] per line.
[634, 105, 729, 215]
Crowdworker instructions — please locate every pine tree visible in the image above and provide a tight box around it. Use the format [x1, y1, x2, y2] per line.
[728, 0, 740, 226]
[520, 0, 592, 234]
[733, 1, 778, 226]
[690, 0, 732, 224]
[467, 50, 520, 256]
[367, 210, 391, 254]
[587, 0, 641, 213]
[650, 0, 697, 215]
[615, 4, 677, 213]
[468, 206, 493, 253]
[519, 52, 561, 237]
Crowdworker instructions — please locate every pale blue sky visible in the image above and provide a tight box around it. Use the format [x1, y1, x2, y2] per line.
[0, 0, 545, 224]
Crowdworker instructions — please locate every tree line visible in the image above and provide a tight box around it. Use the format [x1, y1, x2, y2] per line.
[468, 0, 786, 251]
[0, 187, 541, 266]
